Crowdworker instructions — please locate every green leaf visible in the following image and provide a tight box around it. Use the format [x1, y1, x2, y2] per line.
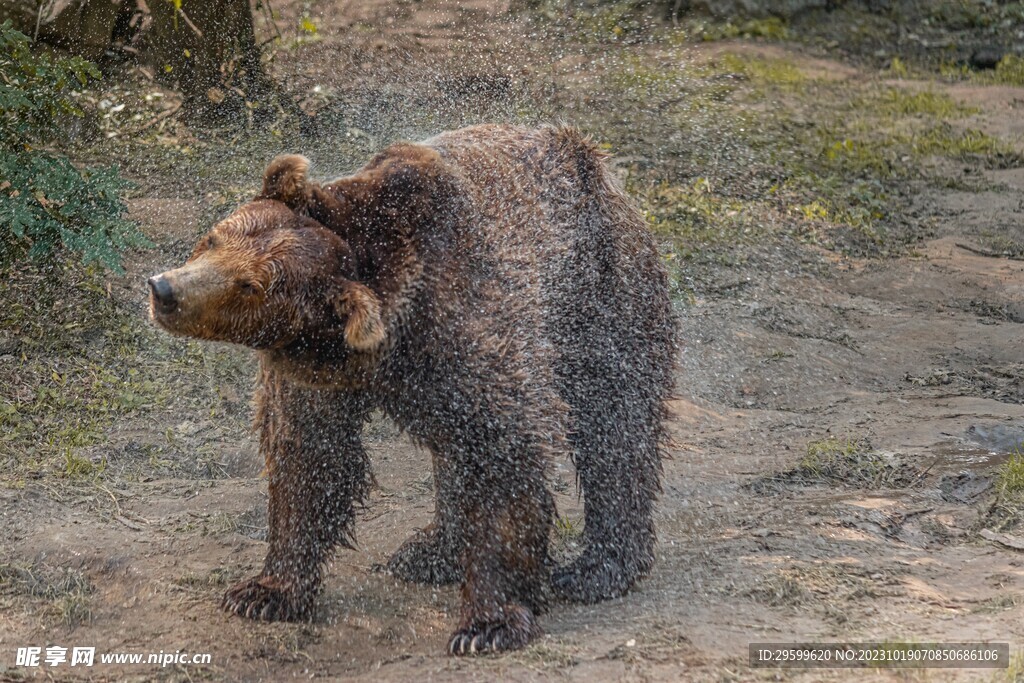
[0, 22, 146, 272]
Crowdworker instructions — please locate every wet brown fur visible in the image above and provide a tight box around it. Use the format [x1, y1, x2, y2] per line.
[151, 124, 675, 654]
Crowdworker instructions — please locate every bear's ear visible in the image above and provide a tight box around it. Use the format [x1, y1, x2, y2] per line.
[333, 282, 386, 351]
[261, 154, 310, 208]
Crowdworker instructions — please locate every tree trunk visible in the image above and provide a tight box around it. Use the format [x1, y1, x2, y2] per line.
[3, 1, 121, 58]
[143, 0, 280, 125]
[18, 0, 294, 126]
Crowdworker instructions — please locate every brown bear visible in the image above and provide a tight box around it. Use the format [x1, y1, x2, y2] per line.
[148, 124, 675, 655]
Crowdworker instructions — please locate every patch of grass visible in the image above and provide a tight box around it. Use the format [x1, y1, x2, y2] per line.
[805, 436, 862, 462]
[757, 78, 1012, 252]
[871, 88, 976, 118]
[746, 572, 811, 607]
[800, 437, 865, 472]
[606, 52, 746, 111]
[970, 593, 1024, 614]
[525, 0, 649, 43]
[0, 253, 257, 484]
[640, 178, 754, 247]
[578, 1, 647, 42]
[719, 52, 806, 88]
[986, 452, 1024, 531]
[589, 34, 1019, 269]
[997, 650, 1024, 683]
[970, 230, 1024, 258]
[808, 88, 990, 172]
[816, 136, 893, 178]
[46, 590, 93, 630]
[797, 437, 914, 487]
[751, 437, 924, 491]
[600, 624, 691, 664]
[608, 55, 694, 97]
[691, 17, 789, 42]
[997, 452, 1024, 498]
[554, 515, 582, 541]
[0, 562, 93, 629]
[987, 54, 1024, 86]
[744, 561, 900, 610]
[0, 348, 169, 473]
[906, 126, 1013, 158]
[550, 515, 583, 565]
[62, 448, 104, 478]
[941, 54, 1024, 87]
[505, 642, 579, 669]
[200, 511, 240, 536]
[635, 174, 785, 296]
[886, 56, 910, 79]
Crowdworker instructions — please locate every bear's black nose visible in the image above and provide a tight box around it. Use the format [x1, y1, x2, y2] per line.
[148, 275, 177, 314]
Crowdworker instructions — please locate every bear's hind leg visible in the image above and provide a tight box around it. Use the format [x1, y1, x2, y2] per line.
[223, 367, 371, 622]
[549, 138, 674, 604]
[386, 523, 462, 586]
[551, 402, 662, 604]
[387, 447, 463, 586]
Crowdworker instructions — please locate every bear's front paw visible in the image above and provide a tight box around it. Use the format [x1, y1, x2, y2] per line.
[387, 527, 462, 586]
[222, 575, 313, 622]
[447, 604, 540, 655]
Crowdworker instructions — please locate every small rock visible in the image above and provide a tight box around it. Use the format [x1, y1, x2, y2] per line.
[970, 47, 1004, 71]
[938, 471, 994, 505]
[965, 424, 1024, 453]
[0, 333, 19, 356]
[176, 420, 201, 437]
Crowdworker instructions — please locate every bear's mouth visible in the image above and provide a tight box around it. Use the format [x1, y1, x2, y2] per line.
[149, 296, 179, 320]
[148, 302, 183, 335]
[149, 302, 176, 323]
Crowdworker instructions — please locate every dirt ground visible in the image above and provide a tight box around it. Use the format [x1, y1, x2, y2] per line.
[2, 1, 1024, 681]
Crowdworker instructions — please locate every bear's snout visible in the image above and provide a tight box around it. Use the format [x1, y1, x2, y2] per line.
[148, 275, 178, 315]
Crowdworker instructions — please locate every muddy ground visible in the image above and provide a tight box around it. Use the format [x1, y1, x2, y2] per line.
[2, 1, 1024, 681]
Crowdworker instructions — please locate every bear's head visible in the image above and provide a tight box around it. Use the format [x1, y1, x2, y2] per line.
[147, 156, 385, 353]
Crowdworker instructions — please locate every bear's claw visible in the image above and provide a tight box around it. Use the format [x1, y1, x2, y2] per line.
[222, 576, 311, 622]
[447, 604, 539, 656]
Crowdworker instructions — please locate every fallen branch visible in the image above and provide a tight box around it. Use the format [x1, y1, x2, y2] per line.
[956, 242, 1010, 259]
[139, 102, 182, 131]
[175, 5, 203, 38]
[115, 514, 146, 531]
[980, 528, 1024, 552]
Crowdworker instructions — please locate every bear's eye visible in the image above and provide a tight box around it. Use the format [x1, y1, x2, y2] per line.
[237, 280, 259, 295]
[206, 235, 219, 250]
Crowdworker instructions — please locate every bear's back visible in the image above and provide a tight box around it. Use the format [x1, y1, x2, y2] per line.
[414, 124, 670, 382]
[424, 124, 580, 254]
[421, 124, 606, 312]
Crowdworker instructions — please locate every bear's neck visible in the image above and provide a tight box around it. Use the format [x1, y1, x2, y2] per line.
[261, 328, 381, 390]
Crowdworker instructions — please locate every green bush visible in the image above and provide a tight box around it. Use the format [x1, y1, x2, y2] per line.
[0, 21, 147, 272]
